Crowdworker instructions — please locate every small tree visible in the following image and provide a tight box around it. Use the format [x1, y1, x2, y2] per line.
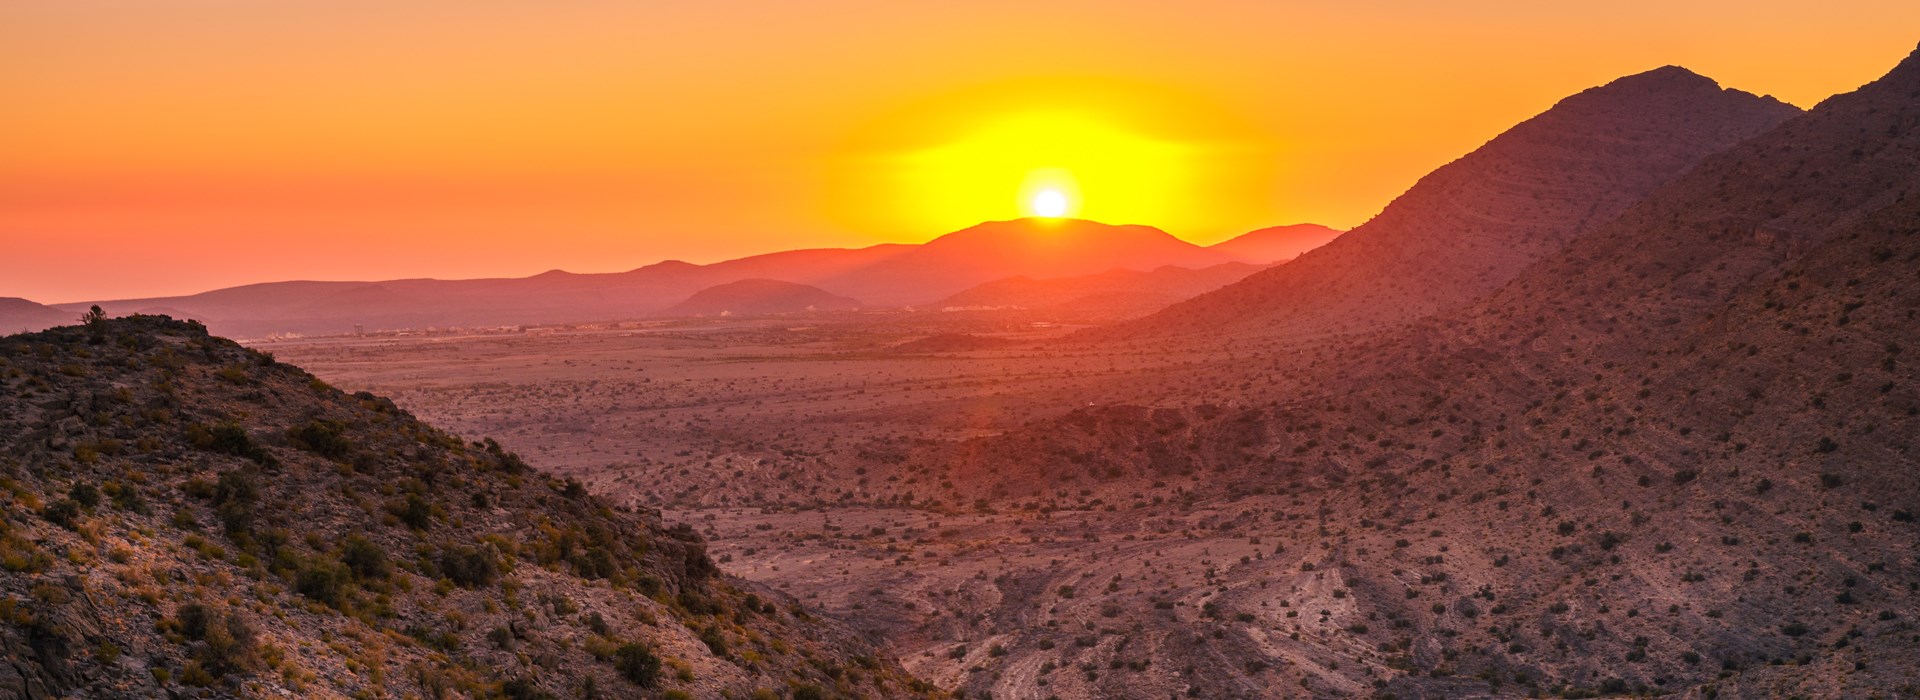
[81, 305, 107, 342]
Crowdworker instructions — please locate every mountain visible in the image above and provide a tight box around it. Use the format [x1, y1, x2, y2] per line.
[57, 219, 1241, 336]
[61, 245, 912, 338]
[663, 279, 862, 317]
[0, 316, 933, 698]
[934, 262, 1265, 319]
[827, 47, 1920, 697]
[820, 218, 1239, 306]
[1207, 223, 1344, 263]
[1093, 66, 1802, 341]
[0, 298, 73, 334]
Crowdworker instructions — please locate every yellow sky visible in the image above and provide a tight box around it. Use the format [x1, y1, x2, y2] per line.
[2, 0, 1917, 301]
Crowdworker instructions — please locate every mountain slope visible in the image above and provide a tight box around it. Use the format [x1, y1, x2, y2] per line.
[664, 279, 862, 317]
[1208, 223, 1344, 263]
[749, 49, 1920, 698]
[0, 316, 933, 699]
[1093, 66, 1802, 341]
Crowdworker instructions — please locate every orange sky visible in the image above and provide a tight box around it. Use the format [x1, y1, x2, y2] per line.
[3, 1, 1917, 302]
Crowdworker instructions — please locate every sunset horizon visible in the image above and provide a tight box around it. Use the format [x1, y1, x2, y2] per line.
[6, 2, 1920, 302]
[5, 5, 1920, 700]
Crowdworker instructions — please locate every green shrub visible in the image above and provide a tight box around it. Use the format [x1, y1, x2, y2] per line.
[341, 535, 390, 580]
[189, 423, 278, 467]
[289, 420, 354, 460]
[438, 544, 499, 588]
[699, 625, 729, 658]
[296, 561, 349, 608]
[614, 642, 661, 687]
[41, 500, 81, 530]
[68, 483, 101, 509]
[213, 471, 258, 535]
[397, 494, 434, 530]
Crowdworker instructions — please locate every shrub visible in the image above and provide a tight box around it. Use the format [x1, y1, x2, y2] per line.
[614, 642, 661, 687]
[341, 535, 390, 580]
[174, 603, 257, 676]
[68, 483, 101, 509]
[289, 420, 354, 460]
[501, 678, 555, 700]
[699, 625, 729, 657]
[439, 544, 499, 588]
[212, 471, 258, 535]
[189, 423, 277, 467]
[103, 482, 147, 514]
[397, 494, 434, 530]
[295, 561, 349, 608]
[41, 500, 81, 530]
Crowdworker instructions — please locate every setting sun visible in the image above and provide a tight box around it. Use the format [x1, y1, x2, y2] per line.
[1029, 186, 1075, 216]
[827, 80, 1279, 244]
[1028, 188, 1070, 218]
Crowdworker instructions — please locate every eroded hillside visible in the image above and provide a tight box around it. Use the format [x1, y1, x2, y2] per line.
[0, 316, 934, 699]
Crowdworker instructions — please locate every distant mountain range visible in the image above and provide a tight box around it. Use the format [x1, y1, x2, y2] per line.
[0, 297, 73, 334]
[15, 218, 1337, 338]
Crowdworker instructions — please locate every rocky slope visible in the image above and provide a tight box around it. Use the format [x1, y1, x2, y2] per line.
[1092, 66, 1802, 342]
[578, 48, 1920, 699]
[824, 46, 1920, 699]
[0, 316, 934, 699]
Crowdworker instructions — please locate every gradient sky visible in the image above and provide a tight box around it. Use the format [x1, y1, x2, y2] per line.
[4, 1, 1917, 302]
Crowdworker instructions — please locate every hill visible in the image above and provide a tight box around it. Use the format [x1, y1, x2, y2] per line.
[663, 279, 862, 317]
[821, 218, 1238, 306]
[0, 316, 933, 698]
[1092, 65, 1802, 341]
[62, 245, 910, 338]
[1207, 223, 1344, 263]
[0, 298, 73, 335]
[934, 262, 1264, 319]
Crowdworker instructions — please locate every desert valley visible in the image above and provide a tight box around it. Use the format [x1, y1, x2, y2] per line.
[3, 7, 1920, 700]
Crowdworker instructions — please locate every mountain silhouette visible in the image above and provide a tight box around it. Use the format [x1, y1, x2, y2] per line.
[1208, 223, 1344, 263]
[664, 279, 862, 317]
[1092, 65, 1802, 341]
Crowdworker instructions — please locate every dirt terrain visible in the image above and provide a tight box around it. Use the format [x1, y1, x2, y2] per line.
[264, 320, 1213, 486]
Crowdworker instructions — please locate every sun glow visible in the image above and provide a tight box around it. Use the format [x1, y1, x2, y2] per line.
[828, 80, 1278, 241]
[1028, 188, 1070, 218]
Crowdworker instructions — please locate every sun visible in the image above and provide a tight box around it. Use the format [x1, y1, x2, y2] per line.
[1029, 188, 1069, 218]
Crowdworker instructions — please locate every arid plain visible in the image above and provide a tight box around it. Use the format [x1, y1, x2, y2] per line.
[266, 317, 1365, 698]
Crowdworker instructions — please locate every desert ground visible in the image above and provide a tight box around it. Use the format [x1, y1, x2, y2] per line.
[265, 318, 1348, 698]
